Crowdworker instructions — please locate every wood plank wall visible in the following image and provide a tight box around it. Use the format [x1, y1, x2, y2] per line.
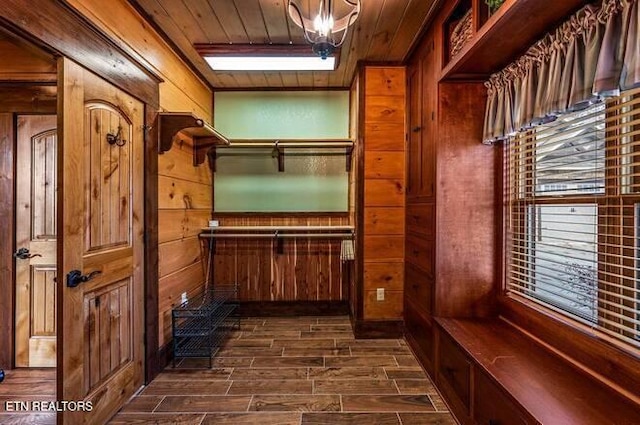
[66, 0, 212, 119]
[361, 66, 406, 320]
[66, 0, 214, 349]
[211, 216, 350, 302]
[157, 138, 212, 347]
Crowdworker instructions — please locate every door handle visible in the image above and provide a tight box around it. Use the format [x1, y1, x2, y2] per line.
[66, 270, 102, 288]
[13, 248, 42, 260]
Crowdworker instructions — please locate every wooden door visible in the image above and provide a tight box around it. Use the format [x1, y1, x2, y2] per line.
[15, 115, 57, 368]
[57, 58, 144, 425]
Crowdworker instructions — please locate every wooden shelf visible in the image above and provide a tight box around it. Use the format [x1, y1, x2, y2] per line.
[443, 0, 472, 65]
[201, 225, 355, 233]
[211, 139, 354, 172]
[200, 225, 355, 254]
[440, 0, 587, 80]
[157, 112, 230, 166]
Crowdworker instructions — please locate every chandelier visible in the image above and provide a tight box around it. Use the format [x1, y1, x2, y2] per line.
[287, 0, 361, 60]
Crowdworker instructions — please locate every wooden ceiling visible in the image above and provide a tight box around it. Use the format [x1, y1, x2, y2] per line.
[131, 0, 440, 89]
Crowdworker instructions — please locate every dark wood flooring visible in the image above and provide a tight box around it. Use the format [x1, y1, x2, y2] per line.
[0, 317, 456, 424]
[112, 316, 457, 425]
[0, 368, 56, 424]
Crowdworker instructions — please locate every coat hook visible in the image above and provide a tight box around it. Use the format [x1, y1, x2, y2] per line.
[107, 126, 127, 147]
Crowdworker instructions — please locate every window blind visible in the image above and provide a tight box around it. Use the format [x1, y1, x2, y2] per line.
[505, 87, 640, 348]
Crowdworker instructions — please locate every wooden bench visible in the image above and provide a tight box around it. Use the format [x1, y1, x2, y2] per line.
[434, 318, 640, 425]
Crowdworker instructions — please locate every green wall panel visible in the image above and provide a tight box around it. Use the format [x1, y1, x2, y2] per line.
[214, 91, 349, 139]
[213, 91, 350, 213]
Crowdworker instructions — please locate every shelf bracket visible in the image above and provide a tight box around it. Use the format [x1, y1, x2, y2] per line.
[346, 145, 354, 172]
[275, 231, 284, 254]
[194, 137, 219, 167]
[208, 146, 217, 173]
[272, 141, 285, 172]
[156, 112, 230, 167]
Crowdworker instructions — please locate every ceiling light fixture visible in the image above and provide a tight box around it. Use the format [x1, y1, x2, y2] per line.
[287, 0, 360, 59]
[195, 44, 339, 71]
[204, 56, 336, 71]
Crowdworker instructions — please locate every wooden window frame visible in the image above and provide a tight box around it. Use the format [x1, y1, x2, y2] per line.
[505, 98, 640, 352]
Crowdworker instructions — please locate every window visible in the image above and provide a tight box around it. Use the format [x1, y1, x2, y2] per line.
[505, 87, 640, 348]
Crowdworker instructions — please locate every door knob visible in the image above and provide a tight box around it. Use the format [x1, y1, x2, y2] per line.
[13, 248, 42, 260]
[66, 270, 102, 288]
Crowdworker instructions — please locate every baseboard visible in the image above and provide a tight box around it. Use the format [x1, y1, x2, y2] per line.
[353, 319, 405, 338]
[404, 331, 434, 376]
[156, 343, 173, 373]
[237, 300, 350, 317]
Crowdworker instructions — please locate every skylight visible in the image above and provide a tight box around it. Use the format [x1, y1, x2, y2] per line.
[203, 55, 336, 71]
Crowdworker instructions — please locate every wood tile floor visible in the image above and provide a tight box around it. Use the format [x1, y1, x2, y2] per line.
[112, 316, 458, 425]
[0, 368, 56, 424]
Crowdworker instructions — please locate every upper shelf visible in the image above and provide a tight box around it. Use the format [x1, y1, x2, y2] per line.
[220, 139, 353, 148]
[157, 112, 230, 166]
[212, 139, 355, 172]
[441, 0, 587, 80]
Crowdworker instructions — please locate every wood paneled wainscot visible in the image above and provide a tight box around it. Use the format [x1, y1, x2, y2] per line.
[211, 216, 349, 304]
[358, 66, 406, 328]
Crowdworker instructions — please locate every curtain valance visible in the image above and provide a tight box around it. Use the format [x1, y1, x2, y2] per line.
[483, 0, 639, 143]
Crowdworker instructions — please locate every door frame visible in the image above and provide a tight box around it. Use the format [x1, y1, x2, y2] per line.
[0, 0, 164, 385]
[0, 89, 58, 370]
[0, 112, 16, 369]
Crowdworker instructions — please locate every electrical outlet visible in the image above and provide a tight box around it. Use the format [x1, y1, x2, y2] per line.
[181, 292, 188, 304]
[376, 288, 385, 301]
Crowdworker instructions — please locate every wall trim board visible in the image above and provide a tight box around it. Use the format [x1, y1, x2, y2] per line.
[404, 330, 434, 375]
[0, 85, 57, 113]
[355, 71, 366, 322]
[158, 342, 172, 371]
[352, 319, 405, 339]
[144, 105, 160, 384]
[0, 113, 15, 369]
[237, 301, 350, 317]
[0, 0, 160, 107]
